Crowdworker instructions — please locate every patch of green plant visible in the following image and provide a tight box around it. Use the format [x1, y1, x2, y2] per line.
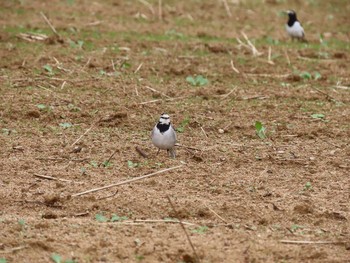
[0, 258, 7, 263]
[191, 226, 209, 234]
[165, 29, 184, 40]
[135, 254, 145, 261]
[304, 182, 312, 190]
[90, 161, 98, 168]
[290, 224, 304, 232]
[121, 61, 131, 69]
[101, 160, 112, 168]
[43, 64, 54, 75]
[110, 214, 128, 222]
[176, 117, 190, 133]
[95, 213, 108, 223]
[255, 121, 266, 139]
[2, 128, 17, 135]
[69, 39, 84, 49]
[186, 75, 209, 86]
[59, 122, 73, 129]
[299, 71, 322, 81]
[127, 160, 140, 168]
[51, 253, 76, 263]
[310, 113, 325, 119]
[67, 104, 81, 112]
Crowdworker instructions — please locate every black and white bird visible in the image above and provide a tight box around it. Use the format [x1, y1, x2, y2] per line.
[285, 10, 307, 42]
[151, 113, 177, 158]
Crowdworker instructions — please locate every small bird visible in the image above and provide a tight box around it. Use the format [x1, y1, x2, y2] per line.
[151, 113, 177, 158]
[285, 10, 307, 42]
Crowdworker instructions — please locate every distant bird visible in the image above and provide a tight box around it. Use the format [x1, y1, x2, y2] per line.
[285, 10, 307, 42]
[151, 113, 177, 158]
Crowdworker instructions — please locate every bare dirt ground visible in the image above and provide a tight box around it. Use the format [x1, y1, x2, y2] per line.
[0, 0, 349, 262]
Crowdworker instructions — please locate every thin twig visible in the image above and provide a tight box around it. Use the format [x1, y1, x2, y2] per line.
[200, 127, 208, 138]
[267, 46, 274, 65]
[134, 219, 198, 226]
[71, 118, 100, 147]
[136, 146, 149, 158]
[284, 49, 291, 65]
[39, 12, 60, 38]
[36, 157, 88, 162]
[137, 0, 155, 15]
[96, 191, 118, 200]
[175, 143, 202, 151]
[204, 203, 227, 223]
[33, 173, 79, 183]
[280, 240, 346, 245]
[167, 196, 201, 263]
[142, 85, 171, 98]
[221, 87, 237, 99]
[230, 60, 240, 74]
[134, 63, 143, 74]
[221, 0, 232, 17]
[158, 0, 162, 20]
[0, 245, 28, 254]
[241, 32, 263, 56]
[99, 148, 119, 167]
[311, 86, 339, 102]
[72, 165, 183, 197]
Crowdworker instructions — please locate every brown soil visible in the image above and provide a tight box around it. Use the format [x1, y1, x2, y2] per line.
[0, 1, 349, 262]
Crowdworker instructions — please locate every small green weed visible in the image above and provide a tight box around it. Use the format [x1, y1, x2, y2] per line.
[95, 213, 108, 223]
[255, 121, 267, 139]
[191, 226, 209, 234]
[176, 117, 190, 133]
[304, 182, 312, 190]
[51, 253, 76, 263]
[186, 75, 209, 86]
[310, 113, 325, 119]
[111, 214, 128, 222]
[43, 64, 54, 75]
[96, 213, 128, 223]
[135, 254, 145, 261]
[90, 161, 98, 168]
[127, 160, 140, 168]
[0, 258, 7, 263]
[59, 122, 73, 129]
[290, 224, 304, 232]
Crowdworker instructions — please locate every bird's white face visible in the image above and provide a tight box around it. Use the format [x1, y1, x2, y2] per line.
[159, 113, 170, 125]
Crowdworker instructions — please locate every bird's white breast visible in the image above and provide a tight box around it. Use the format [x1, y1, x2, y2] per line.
[286, 21, 304, 38]
[152, 125, 177, 150]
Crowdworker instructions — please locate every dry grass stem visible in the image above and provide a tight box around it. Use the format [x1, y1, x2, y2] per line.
[200, 126, 208, 138]
[72, 165, 183, 197]
[280, 240, 346, 245]
[142, 85, 171, 98]
[34, 173, 79, 183]
[221, 0, 232, 17]
[241, 32, 263, 56]
[0, 245, 28, 254]
[134, 219, 198, 226]
[167, 196, 201, 263]
[284, 49, 291, 65]
[134, 62, 143, 74]
[268, 46, 274, 64]
[204, 203, 228, 223]
[136, 146, 149, 158]
[137, 0, 155, 15]
[70, 119, 100, 147]
[230, 60, 240, 73]
[39, 12, 60, 38]
[158, 0, 162, 20]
